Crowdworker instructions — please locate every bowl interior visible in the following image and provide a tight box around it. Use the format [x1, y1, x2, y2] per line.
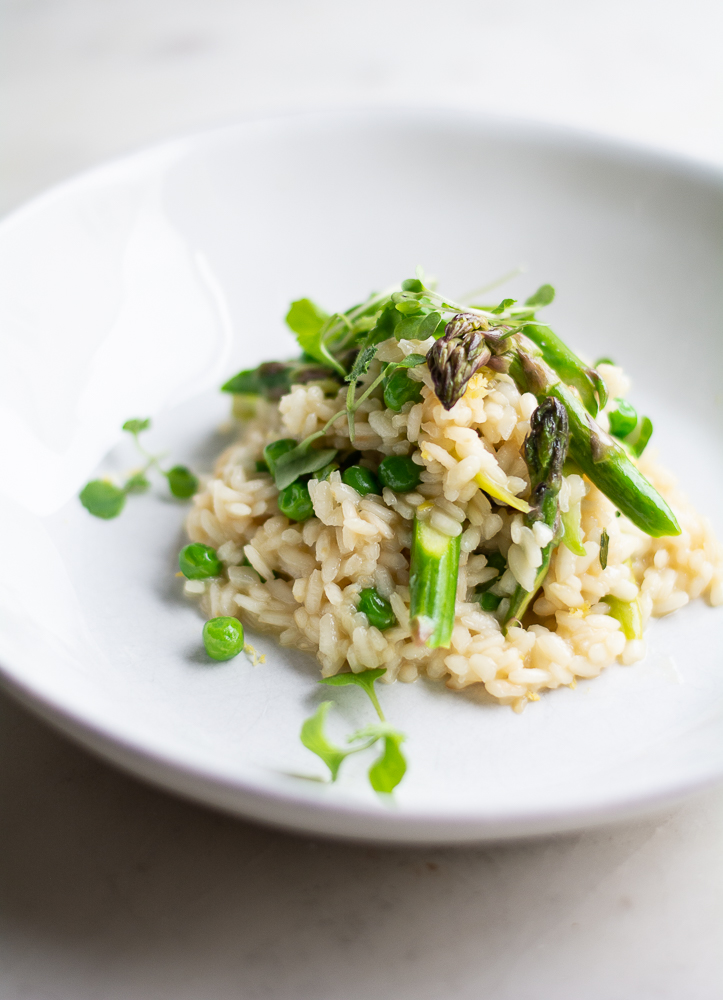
[0, 110, 721, 842]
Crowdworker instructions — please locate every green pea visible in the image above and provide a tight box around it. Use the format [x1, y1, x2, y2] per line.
[377, 455, 421, 493]
[263, 438, 297, 475]
[179, 543, 222, 579]
[358, 588, 397, 630]
[608, 398, 638, 439]
[383, 368, 423, 411]
[278, 480, 314, 521]
[202, 616, 245, 661]
[342, 465, 380, 496]
[477, 591, 502, 612]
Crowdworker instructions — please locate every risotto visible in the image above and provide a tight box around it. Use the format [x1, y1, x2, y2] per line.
[182, 278, 723, 712]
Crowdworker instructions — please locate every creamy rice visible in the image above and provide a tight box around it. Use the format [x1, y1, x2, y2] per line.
[184, 339, 723, 712]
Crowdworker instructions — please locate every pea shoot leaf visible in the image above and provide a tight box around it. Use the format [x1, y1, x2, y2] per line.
[346, 343, 380, 385]
[348, 723, 407, 793]
[222, 362, 292, 399]
[165, 465, 199, 499]
[369, 734, 407, 794]
[300, 701, 368, 781]
[122, 418, 150, 435]
[286, 299, 347, 376]
[321, 667, 386, 720]
[489, 298, 517, 314]
[394, 353, 427, 369]
[628, 416, 653, 459]
[285, 298, 330, 339]
[79, 480, 126, 519]
[273, 443, 338, 490]
[525, 284, 556, 308]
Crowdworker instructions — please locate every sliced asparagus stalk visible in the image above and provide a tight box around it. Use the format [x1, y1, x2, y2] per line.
[603, 594, 643, 639]
[409, 518, 461, 649]
[505, 398, 569, 628]
[520, 323, 607, 415]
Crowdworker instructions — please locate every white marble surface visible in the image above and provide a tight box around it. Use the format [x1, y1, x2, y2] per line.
[1, 1, 722, 997]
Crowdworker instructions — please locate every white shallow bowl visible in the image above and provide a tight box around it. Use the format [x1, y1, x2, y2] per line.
[0, 109, 721, 844]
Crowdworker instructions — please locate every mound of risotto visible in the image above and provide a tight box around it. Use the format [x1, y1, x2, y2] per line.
[183, 277, 723, 712]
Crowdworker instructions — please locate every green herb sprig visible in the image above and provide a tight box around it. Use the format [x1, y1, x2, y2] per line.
[79, 418, 199, 519]
[300, 667, 407, 795]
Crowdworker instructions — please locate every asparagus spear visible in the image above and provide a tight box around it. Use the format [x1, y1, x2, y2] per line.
[409, 518, 461, 648]
[506, 351, 679, 538]
[520, 324, 607, 416]
[505, 398, 569, 627]
[427, 315, 678, 537]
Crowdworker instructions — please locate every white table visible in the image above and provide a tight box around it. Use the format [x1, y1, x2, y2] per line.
[2, 2, 722, 997]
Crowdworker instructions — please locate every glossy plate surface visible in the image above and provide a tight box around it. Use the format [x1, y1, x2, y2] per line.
[0, 110, 721, 842]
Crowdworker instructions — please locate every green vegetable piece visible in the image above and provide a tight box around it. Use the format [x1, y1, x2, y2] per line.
[300, 701, 359, 781]
[505, 397, 570, 628]
[255, 459, 269, 473]
[377, 455, 421, 493]
[524, 284, 556, 308]
[477, 591, 502, 612]
[321, 667, 387, 720]
[401, 278, 424, 293]
[122, 418, 151, 435]
[278, 480, 314, 521]
[342, 466, 380, 496]
[628, 416, 653, 459]
[485, 551, 507, 574]
[409, 518, 461, 648]
[383, 367, 423, 411]
[603, 594, 643, 639]
[263, 439, 298, 475]
[166, 465, 198, 499]
[202, 616, 245, 661]
[599, 529, 610, 570]
[179, 543, 222, 579]
[595, 357, 616, 367]
[368, 733, 407, 794]
[79, 480, 126, 519]
[608, 398, 638, 439]
[561, 502, 587, 557]
[124, 471, 151, 494]
[358, 588, 397, 632]
[520, 324, 607, 416]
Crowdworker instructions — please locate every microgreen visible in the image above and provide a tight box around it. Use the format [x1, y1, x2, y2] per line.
[122, 418, 151, 435]
[321, 666, 386, 720]
[79, 480, 127, 519]
[300, 667, 408, 795]
[300, 701, 376, 781]
[353, 725, 407, 794]
[165, 465, 199, 499]
[79, 417, 199, 519]
[524, 284, 556, 308]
